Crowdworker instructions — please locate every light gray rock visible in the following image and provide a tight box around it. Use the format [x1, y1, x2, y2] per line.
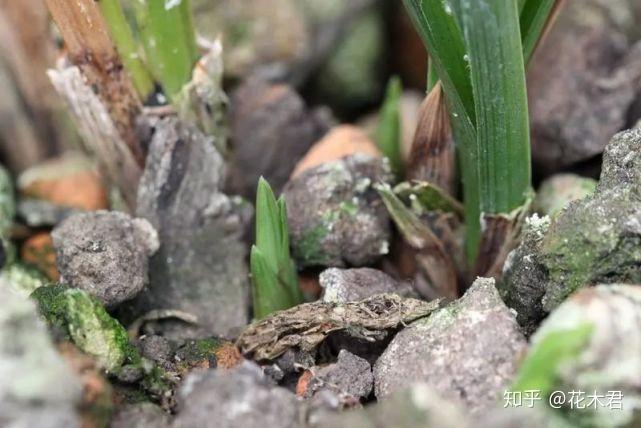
[509, 285, 641, 427]
[0, 287, 82, 428]
[173, 362, 299, 428]
[528, 0, 641, 171]
[110, 403, 170, 428]
[132, 118, 251, 338]
[320, 267, 414, 303]
[374, 278, 527, 415]
[305, 350, 373, 400]
[313, 383, 469, 428]
[52, 211, 159, 308]
[283, 154, 392, 268]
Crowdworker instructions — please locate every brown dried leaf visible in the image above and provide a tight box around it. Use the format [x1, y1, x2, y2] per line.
[474, 198, 532, 280]
[406, 83, 456, 196]
[236, 293, 440, 361]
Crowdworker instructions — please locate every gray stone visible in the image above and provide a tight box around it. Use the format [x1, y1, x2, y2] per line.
[283, 154, 392, 268]
[52, 211, 159, 308]
[313, 383, 469, 428]
[227, 77, 331, 199]
[110, 403, 170, 428]
[500, 214, 551, 336]
[374, 278, 527, 415]
[503, 129, 641, 315]
[510, 285, 641, 427]
[173, 362, 300, 428]
[528, 0, 641, 171]
[133, 118, 251, 338]
[306, 350, 373, 400]
[320, 267, 415, 303]
[0, 287, 82, 428]
[597, 128, 641, 191]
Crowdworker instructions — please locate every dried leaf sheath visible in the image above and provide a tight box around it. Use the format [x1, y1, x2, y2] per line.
[237, 293, 440, 361]
[45, 0, 144, 167]
[407, 82, 456, 196]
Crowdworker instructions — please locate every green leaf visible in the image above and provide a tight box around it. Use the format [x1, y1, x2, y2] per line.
[98, 0, 155, 99]
[255, 177, 281, 272]
[520, 0, 557, 63]
[251, 179, 302, 319]
[512, 323, 594, 394]
[402, 0, 476, 128]
[456, 0, 531, 215]
[131, 0, 199, 100]
[376, 76, 404, 177]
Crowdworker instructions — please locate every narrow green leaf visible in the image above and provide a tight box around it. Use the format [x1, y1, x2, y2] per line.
[255, 177, 281, 272]
[98, 0, 155, 99]
[457, 0, 531, 214]
[512, 323, 594, 394]
[250, 246, 280, 320]
[520, 0, 557, 63]
[251, 179, 302, 319]
[426, 59, 439, 93]
[402, 0, 476, 128]
[131, 0, 199, 100]
[376, 76, 404, 177]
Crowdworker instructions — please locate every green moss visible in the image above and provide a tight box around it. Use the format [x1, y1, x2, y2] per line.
[175, 338, 222, 371]
[64, 289, 133, 372]
[540, 187, 641, 310]
[32, 285, 140, 372]
[296, 223, 330, 266]
[31, 284, 69, 330]
[339, 200, 359, 217]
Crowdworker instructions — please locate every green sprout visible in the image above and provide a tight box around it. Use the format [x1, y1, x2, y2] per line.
[376, 76, 404, 178]
[251, 178, 303, 320]
[98, 0, 199, 102]
[403, 0, 558, 264]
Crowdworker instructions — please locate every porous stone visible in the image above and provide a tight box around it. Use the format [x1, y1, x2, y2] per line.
[500, 214, 551, 336]
[173, 362, 300, 428]
[503, 129, 641, 316]
[528, 0, 641, 171]
[303, 350, 373, 400]
[374, 278, 527, 415]
[510, 285, 641, 427]
[532, 174, 597, 218]
[313, 383, 469, 428]
[0, 287, 82, 427]
[228, 77, 331, 199]
[52, 211, 159, 308]
[133, 118, 251, 338]
[283, 154, 392, 268]
[320, 267, 414, 303]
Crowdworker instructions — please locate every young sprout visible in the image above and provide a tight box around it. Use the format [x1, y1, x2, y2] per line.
[251, 178, 303, 319]
[130, 0, 199, 101]
[376, 76, 403, 178]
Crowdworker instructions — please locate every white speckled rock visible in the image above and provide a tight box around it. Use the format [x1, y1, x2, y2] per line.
[374, 278, 527, 415]
[0, 287, 82, 427]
